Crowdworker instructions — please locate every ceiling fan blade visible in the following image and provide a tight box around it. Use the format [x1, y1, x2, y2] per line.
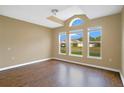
[47, 16, 64, 25]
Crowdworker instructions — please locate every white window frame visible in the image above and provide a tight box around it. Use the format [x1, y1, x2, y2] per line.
[69, 30, 83, 57]
[87, 27, 102, 59]
[58, 32, 67, 55]
[69, 18, 82, 27]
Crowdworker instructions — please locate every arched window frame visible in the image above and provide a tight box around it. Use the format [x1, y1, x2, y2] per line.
[69, 18, 84, 27]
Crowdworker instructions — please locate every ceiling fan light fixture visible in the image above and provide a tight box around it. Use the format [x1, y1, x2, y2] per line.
[47, 9, 64, 25]
[51, 9, 59, 15]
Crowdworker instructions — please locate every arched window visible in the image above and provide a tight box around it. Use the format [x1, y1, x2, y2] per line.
[69, 18, 84, 27]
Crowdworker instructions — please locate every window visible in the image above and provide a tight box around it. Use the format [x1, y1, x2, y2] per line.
[69, 30, 83, 57]
[59, 32, 67, 55]
[69, 18, 84, 27]
[88, 27, 102, 59]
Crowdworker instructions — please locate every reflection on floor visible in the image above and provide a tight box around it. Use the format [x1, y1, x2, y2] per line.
[0, 59, 123, 87]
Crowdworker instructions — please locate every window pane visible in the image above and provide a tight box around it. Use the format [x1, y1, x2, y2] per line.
[89, 42, 101, 57]
[70, 30, 83, 56]
[72, 19, 84, 26]
[89, 30, 102, 41]
[70, 18, 85, 27]
[59, 33, 67, 54]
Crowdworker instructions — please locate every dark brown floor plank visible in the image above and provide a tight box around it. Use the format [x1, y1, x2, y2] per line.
[0, 59, 123, 87]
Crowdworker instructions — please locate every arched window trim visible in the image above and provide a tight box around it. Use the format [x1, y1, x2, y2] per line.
[69, 18, 84, 27]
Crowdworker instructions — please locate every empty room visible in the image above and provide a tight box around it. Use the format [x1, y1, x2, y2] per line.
[0, 5, 124, 87]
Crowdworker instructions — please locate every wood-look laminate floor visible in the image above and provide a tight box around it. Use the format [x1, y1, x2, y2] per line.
[0, 59, 123, 87]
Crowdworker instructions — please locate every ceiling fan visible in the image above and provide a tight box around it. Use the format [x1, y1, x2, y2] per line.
[47, 9, 64, 25]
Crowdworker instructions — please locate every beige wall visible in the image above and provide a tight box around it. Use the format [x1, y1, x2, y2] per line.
[121, 7, 124, 77]
[0, 15, 52, 68]
[0, 13, 122, 71]
[52, 14, 122, 70]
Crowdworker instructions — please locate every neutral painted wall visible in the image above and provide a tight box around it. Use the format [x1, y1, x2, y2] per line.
[0, 13, 122, 71]
[52, 14, 122, 70]
[121, 7, 124, 77]
[0, 16, 52, 68]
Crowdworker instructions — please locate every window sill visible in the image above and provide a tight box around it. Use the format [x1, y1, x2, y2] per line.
[88, 56, 102, 60]
[69, 54, 83, 57]
[59, 53, 66, 55]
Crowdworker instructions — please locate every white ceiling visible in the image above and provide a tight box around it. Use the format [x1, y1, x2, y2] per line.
[0, 5, 123, 28]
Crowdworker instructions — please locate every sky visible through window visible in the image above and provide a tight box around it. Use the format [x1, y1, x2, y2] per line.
[60, 19, 101, 41]
[70, 31, 83, 40]
[60, 30, 83, 41]
[60, 34, 66, 41]
[89, 30, 101, 38]
[60, 30, 101, 41]
[71, 19, 84, 26]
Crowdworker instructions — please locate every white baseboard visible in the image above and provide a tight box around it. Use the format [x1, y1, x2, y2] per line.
[0, 57, 119, 73]
[53, 57, 120, 72]
[0, 58, 52, 72]
[119, 72, 124, 86]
